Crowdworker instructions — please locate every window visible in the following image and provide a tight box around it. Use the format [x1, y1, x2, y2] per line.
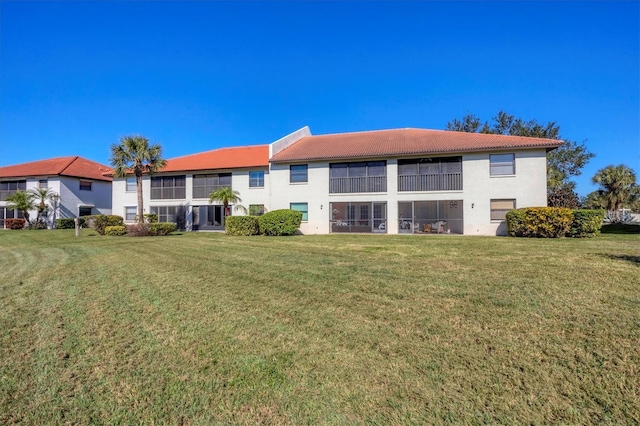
[0, 180, 26, 201]
[79, 207, 92, 217]
[491, 199, 516, 221]
[38, 179, 48, 189]
[329, 161, 386, 193]
[290, 165, 308, 183]
[126, 177, 136, 192]
[249, 171, 265, 188]
[398, 157, 462, 191]
[151, 176, 186, 199]
[150, 205, 186, 230]
[249, 204, 265, 216]
[490, 154, 515, 176]
[290, 202, 308, 221]
[79, 180, 92, 191]
[125, 206, 137, 221]
[192, 174, 231, 198]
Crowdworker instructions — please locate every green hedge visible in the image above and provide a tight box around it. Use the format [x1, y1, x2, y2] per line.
[225, 216, 260, 236]
[104, 225, 126, 236]
[56, 218, 86, 229]
[506, 207, 603, 238]
[92, 215, 124, 235]
[569, 210, 605, 238]
[258, 209, 302, 236]
[125, 222, 177, 237]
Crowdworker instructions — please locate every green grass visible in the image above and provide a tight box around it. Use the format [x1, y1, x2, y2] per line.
[1, 229, 638, 425]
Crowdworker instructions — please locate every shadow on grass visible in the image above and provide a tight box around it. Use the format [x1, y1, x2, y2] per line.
[601, 223, 640, 234]
[600, 253, 640, 265]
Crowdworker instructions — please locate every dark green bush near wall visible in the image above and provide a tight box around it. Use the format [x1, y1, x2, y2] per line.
[225, 216, 260, 236]
[569, 210, 605, 238]
[104, 225, 126, 236]
[506, 207, 573, 238]
[92, 215, 125, 235]
[258, 209, 302, 236]
[56, 218, 86, 229]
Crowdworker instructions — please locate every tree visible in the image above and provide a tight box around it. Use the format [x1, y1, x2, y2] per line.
[446, 111, 595, 195]
[591, 164, 638, 222]
[581, 191, 606, 210]
[5, 190, 35, 223]
[209, 187, 245, 216]
[110, 135, 167, 224]
[547, 187, 580, 209]
[28, 187, 59, 221]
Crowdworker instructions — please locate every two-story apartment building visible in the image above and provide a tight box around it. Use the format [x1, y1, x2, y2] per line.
[111, 127, 562, 236]
[0, 156, 112, 228]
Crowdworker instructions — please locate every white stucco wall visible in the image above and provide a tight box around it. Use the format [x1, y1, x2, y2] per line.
[58, 176, 112, 217]
[268, 149, 549, 236]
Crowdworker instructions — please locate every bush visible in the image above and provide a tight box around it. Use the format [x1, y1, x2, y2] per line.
[144, 213, 158, 223]
[569, 210, 605, 238]
[225, 216, 260, 236]
[125, 222, 177, 237]
[258, 209, 302, 236]
[27, 219, 48, 230]
[505, 209, 526, 237]
[506, 207, 573, 238]
[56, 217, 86, 229]
[5, 218, 26, 230]
[92, 215, 124, 235]
[104, 225, 126, 236]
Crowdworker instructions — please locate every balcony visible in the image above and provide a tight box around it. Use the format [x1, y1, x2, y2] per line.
[329, 176, 387, 193]
[398, 173, 462, 192]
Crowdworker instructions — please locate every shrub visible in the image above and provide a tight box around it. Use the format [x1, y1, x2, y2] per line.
[505, 209, 526, 237]
[144, 213, 158, 223]
[27, 219, 48, 230]
[225, 216, 260, 236]
[92, 215, 124, 235]
[506, 207, 573, 238]
[104, 225, 126, 236]
[125, 222, 177, 237]
[569, 210, 605, 238]
[258, 209, 302, 236]
[149, 222, 176, 236]
[5, 218, 26, 230]
[56, 217, 86, 229]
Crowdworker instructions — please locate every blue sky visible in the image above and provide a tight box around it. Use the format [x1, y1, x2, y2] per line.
[1, 1, 638, 196]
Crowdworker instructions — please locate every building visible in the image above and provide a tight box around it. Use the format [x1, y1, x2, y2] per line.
[0, 156, 112, 228]
[111, 127, 562, 236]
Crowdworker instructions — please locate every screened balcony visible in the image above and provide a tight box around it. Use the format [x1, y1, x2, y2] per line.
[398, 157, 462, 192]
[329, 161, 387, 194]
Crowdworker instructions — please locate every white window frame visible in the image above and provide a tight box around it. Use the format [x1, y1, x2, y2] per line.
[290, 202, 308, 221]
[490, 199, 516, 221]
[126, 177, 136, 192]
[125, 206, 137, 222]
[490, 154, 515, 176]
[249, 171, 265, 188]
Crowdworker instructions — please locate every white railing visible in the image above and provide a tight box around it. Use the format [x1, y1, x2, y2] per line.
[398, 173, 462, 192]
[329, 176, 387, 193]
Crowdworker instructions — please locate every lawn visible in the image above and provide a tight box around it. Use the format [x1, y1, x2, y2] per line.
[0, 228, 638, 424]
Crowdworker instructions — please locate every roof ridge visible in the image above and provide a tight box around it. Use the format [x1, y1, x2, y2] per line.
[58, 155, 80, 175]
[167, 144, 268, 161]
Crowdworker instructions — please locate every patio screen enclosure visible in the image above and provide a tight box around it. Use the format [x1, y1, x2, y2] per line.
[398, 200, 463, 234]
[330, 202, 387, 233]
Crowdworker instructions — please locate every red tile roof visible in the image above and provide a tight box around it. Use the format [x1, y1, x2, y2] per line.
[269, 128, 563, 163]
[160, 145, 269, 173]
[0, 156, 112, 181]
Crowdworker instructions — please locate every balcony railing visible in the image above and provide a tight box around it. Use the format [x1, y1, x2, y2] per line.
[329, 176, 387, 193]
[398, 173, 462, 192]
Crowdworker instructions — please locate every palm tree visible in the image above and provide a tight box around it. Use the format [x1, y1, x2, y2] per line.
[110, 135, 167, 224]
[5, 190, 36, 223]
[592, 164, 638, 222]
[209, 187, 245, 216]
[28, 187, 59, 221]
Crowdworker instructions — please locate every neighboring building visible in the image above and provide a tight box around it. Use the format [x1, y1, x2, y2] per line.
[0, 156, 112, 228]
[111, 127, 562, 236]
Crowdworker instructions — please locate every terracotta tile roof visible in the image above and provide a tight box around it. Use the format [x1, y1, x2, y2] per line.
[0, 156, 112, 181]
[269, 128, 563, 163]
[160, 145, 269, 173]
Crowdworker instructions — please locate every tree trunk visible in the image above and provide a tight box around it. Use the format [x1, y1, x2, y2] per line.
[137, 174, 144, 224]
